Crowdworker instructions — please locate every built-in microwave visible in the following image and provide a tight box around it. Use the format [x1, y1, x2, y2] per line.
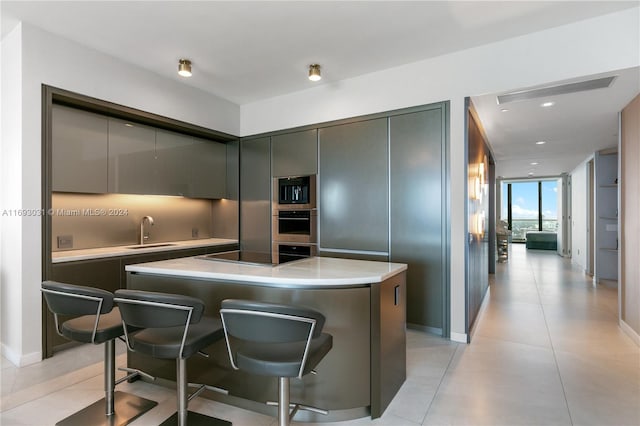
[276, 175, 316, 208]
[273, 209, 317, 243]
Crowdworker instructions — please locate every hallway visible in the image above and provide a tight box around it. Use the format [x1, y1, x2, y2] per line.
[1, 245, 639, 425]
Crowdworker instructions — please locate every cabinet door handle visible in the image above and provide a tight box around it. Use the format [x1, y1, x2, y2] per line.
[394, 285, 400, 306]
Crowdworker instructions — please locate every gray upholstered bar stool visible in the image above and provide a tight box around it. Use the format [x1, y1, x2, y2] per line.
[219, 299, 333, 426]
[41, 281, 157, 426]
[114, 289, 231, 426]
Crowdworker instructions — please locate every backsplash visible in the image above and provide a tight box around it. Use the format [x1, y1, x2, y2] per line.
[52, 193, 218, 251]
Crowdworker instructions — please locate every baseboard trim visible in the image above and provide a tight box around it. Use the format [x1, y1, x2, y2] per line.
[450, 332, 468, 343]
[1, 343, 41, 367]
[407, 323, 442, 336]
[469, 286, 491, 342]
[619, 319, 640, 346]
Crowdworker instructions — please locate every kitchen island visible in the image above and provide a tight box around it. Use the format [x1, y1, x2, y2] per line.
[125, 255, 407, 421]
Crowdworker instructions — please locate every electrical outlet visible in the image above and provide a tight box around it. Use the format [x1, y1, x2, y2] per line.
[192, 228, 199, 238]
[57, 235, 73, 249]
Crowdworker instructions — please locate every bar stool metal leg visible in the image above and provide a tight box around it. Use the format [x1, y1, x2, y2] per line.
[105, 339, 115, 416]
[177, 358, 188, 426]
[278, 377, 290, 426]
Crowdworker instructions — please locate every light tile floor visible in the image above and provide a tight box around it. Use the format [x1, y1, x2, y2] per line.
[1, 245, 638, 425]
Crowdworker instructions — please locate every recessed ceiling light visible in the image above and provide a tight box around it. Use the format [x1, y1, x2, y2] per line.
[530, 162, 539, 166]
[535, 141, 546, 145]
[528, 172, 534, 176]
[178, 59, 192, 77]
[124, 123, 134, 127]
[501, 108, 509, 112]
[541, 101, 555, 107]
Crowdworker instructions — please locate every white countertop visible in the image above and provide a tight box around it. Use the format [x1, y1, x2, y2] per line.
[126, 256, 407, 288]
[52, 238, 238, 263]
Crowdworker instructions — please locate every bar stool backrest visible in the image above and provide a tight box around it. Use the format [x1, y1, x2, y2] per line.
[114, 289, 204, 329]
[220, 299, 328, 379]
[42, 280, 114, 316]
[220, 299, 326, 343]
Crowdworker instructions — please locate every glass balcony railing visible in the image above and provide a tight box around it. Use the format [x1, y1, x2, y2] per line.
[511, 219, 558, 241]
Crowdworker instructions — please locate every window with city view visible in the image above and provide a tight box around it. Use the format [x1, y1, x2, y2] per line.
[502, 180, 558, 242]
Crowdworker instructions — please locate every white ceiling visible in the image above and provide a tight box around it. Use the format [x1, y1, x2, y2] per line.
[2, 1, 639, 178]
[473, 67, 640, 178]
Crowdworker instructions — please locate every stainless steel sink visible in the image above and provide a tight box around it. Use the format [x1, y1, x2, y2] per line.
[126, 243, 176, 249]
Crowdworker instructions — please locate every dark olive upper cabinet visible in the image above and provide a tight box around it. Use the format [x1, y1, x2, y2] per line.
[272, 129, 318, 177]
[52, 105, 109, 193]
[390, 108, 445, 330]
[319, 119, 389, 253]
[155, 129, 192, 196]
[108, 118, 157, 194]
[240, 137, 271, 253]
[189, 139, 227, 199]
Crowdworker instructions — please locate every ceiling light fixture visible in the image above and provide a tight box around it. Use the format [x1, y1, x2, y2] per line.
[536, 141, 546, 145]
[501, 108, 509, 112]
[178, 59, 192, 77]
[308, 64, 321, 82]
[530, 162, 539, 166]
[541, 101, 555, 107]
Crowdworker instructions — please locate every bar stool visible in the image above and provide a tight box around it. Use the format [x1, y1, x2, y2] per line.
[219, 299, 333, 426]
[41, 281, 157, 426]
[114, 289, 231, 426]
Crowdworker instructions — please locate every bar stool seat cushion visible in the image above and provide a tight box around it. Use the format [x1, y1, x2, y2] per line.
[128, 317, 224, 359]
[61, 307, 125, 344]
[235, 333, 332, 378]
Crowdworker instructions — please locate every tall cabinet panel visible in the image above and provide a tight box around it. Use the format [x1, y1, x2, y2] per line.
[241, 137, 271, 253]
[52, 105, 108, 193]
[319, 119, 389, 253]
[390, 108, 445, 330]
[272, 129, 318, 177]
[108, 118, 157, 194]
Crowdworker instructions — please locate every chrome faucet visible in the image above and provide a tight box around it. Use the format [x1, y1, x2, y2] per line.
[140, 216, 154, 245]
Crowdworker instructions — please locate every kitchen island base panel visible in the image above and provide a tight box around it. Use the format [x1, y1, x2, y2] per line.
[126, 271, 406, 420]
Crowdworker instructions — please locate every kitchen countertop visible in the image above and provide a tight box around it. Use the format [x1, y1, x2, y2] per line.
[52, 238, 238, 263]
[126, 256, 407, 288]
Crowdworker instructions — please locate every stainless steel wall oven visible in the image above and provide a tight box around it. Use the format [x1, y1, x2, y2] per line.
[272, 175, 317, 264]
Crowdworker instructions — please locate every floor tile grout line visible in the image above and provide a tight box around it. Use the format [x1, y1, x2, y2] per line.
[419, 342, 460, 425]
[528, 253, 575, 426]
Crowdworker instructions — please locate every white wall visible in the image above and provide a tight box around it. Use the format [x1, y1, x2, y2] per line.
[1, 23, 25, 365]
[571, 158, 590, 272]
[0, 23, 240, 366]
[241, 8, 640, 341]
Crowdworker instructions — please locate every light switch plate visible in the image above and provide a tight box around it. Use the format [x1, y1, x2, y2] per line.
[57, 235, 73, 249]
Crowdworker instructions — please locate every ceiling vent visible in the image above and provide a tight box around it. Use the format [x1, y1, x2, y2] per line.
[496, 76, 617, 105]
